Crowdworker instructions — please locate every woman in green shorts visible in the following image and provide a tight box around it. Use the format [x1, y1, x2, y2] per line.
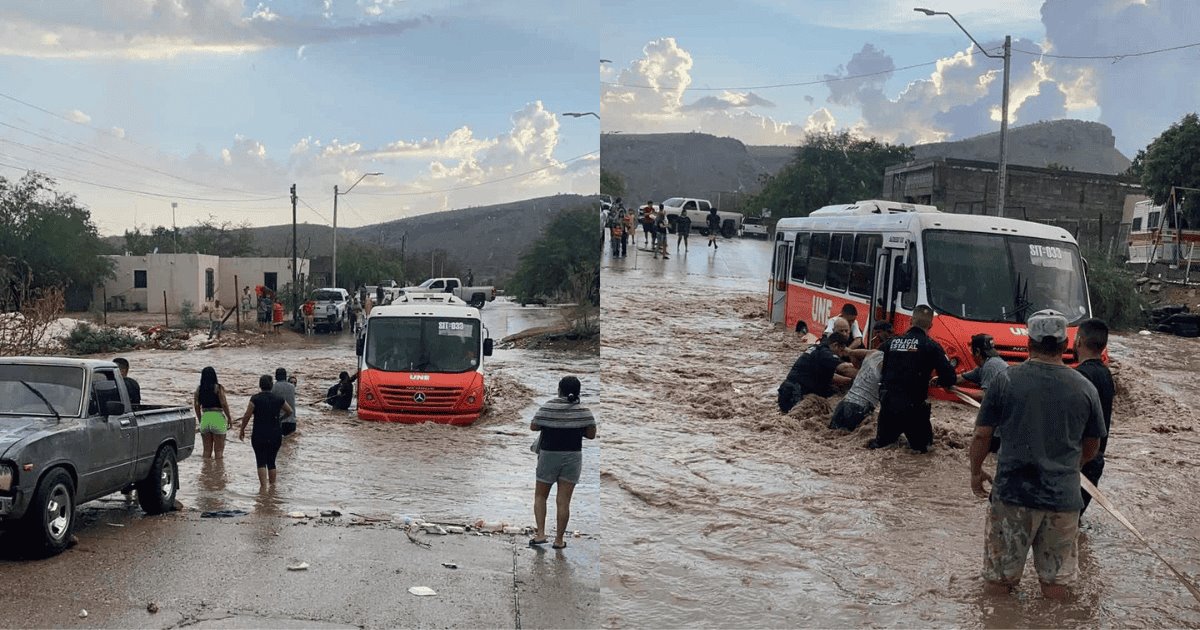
[193, 366, 233, 459]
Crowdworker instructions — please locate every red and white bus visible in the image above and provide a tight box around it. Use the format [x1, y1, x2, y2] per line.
[769, 200, 1094, 397]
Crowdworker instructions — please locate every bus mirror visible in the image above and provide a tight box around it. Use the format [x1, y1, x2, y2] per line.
[483, 338, 494, 357]
[356, 334, 365, 357]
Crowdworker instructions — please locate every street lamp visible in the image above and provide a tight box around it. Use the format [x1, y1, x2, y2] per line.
[915, 7, 1011, 217]
[333, 171, 382, 288]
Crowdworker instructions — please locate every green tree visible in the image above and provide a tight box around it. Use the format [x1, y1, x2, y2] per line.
[123, 216, 257, 256]
[600, 169, 626, 198]
[0, 172, 114, 310]
[745, 131, 913, 219]
[507, 206, 596, 304]
[1139, 113, 1200, 225]
[336, 240, 406, 291]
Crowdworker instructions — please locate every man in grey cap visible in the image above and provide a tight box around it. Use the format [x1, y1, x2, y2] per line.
[969, 309, 1106, 599]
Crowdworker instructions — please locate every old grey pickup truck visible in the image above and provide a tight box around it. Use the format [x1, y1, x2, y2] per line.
[0, 357, 195, 555]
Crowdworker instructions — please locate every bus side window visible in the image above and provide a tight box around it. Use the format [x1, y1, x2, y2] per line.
[807, 233, 830, 287]
[901, 244, 919, 309]
[826, 233, 851, 292]
[791, 233, 810, 281]
[849, 234, 881, 296]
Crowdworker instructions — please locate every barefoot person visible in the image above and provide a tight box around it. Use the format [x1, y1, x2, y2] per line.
[529, 376, 597, 550]
[193, 367, 234, 459]
[237, 374, 293, 489]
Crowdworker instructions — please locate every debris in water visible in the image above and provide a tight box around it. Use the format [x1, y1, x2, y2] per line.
[442, 562, 458, 570]
[1139, 330, 1152, 335]
[200, 509, 248, 518]
[423, 524, 449, 535]
[79, 610, 88, 619]
[319, 509, 342, 517]
[287, 511, 308, 519]
[445, 525, 466, 534]
[106, 523, 125, 527]
[408, 586, 438, 597]
[287, 562, 309, 571]
[147, 602, 159, 614]
[502, 526, 523, 535]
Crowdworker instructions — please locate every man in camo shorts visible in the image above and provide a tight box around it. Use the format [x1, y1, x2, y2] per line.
[969, 310, 1106, 599]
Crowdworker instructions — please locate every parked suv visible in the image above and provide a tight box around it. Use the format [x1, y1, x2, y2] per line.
[310, 288, 350, 332]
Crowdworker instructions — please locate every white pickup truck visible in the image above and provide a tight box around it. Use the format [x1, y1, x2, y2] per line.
[400, 278, 496, 309]
[660, 197, 744, 238]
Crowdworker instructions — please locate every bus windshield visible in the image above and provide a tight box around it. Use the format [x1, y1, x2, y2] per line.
[923, 231, 1089, 325]
[365, 317, 481, 373]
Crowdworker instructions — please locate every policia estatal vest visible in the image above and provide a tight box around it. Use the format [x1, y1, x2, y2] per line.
[869, 305, 955, 453]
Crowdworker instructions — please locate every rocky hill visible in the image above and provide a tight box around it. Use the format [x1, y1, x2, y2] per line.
[911, 119, 1131, 175]
[600, 120, 1132, 205]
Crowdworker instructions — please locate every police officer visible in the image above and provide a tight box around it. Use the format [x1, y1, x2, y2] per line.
[778, 332, 853, 414]
[869, 305, 956, 453]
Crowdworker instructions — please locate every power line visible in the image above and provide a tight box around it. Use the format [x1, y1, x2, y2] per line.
[357, 150, 598, 197]
[1013, 40, 1200, 60]
[296, 196, 331, 224]
[0, 155, 290, 204]
[0, 88, 281, 198]
[601, 46, 1001, 92]
[0, 119, 280, 200]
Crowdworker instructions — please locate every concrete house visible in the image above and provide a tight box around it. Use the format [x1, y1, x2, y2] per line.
[97, 254, 310, 314]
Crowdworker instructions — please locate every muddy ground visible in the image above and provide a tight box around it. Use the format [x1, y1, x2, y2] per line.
[0, 300, 600, 628]
[600, 236, 1200, 628]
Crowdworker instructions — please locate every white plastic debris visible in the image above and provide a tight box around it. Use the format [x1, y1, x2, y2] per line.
[1139, 330, 1152, 335]
[422, 524, 448, 535]
[408, 586, 437, 597]
[444, 526, 466, 534]
[501, 526, 523, 535]
[287, 562, 309, 571]
[287, 511, 308, 519]
[79, 610, 88, 618]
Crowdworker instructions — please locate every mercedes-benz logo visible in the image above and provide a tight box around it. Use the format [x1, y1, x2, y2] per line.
[413, 392, 426, 403]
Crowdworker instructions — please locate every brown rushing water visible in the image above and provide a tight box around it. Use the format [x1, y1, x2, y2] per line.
[601, 237, 1200, 628]
[78, 299, 599, 531]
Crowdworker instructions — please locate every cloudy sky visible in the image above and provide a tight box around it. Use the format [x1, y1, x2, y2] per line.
[0, 0, 598, 235]
[601, 0, 1199, 156]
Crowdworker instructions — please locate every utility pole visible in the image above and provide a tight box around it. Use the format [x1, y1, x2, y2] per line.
[997, 35, 1011, 218]
[333, 184, 339, 289]
[291, 184, 298, 326]
[171, 202, 178, 252]
[915, 8, 1011, 217]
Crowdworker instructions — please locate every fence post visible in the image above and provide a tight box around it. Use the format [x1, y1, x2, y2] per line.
[234, 274, 241, 333]
[163, 291, 169, 328]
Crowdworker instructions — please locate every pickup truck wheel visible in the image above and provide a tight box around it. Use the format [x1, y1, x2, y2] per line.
[721, 221, 737, 238]
[136, 446, 178, 515]
[23, 468, 75, 556]
[469, 295, 485, 308]
[699, 227, 710, 237]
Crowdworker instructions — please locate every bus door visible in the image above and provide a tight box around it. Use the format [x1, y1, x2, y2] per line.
[769, 237, 793, 324]
[867, 234, 909, 343]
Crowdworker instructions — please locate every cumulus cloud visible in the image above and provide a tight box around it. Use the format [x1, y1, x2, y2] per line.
[683, 91, 775, 111]
[602, 37, 811, 145]
[804, 108, 837, 134]
[0, 1, 432, 59]
[66, 109, 91, 123]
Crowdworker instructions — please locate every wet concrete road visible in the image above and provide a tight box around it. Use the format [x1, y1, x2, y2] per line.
[0, 298, 599, 628]
[601, 234, 1200, 628]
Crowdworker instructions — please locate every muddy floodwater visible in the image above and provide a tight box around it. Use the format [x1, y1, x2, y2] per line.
[86, 299, 598, 531]
[601, 236, 1200, 628]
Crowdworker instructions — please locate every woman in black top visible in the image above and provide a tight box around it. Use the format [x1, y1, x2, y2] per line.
[237, 374, 293, 489]
[193, 367, 234, 459]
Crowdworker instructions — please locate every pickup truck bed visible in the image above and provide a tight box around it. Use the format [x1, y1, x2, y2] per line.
[0, 357, 194, 556]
